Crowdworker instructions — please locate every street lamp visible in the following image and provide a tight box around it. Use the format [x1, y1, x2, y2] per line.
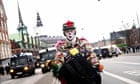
[102, 33, 106, 46]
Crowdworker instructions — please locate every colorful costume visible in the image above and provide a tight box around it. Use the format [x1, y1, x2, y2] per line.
[50, 20, 103, 84]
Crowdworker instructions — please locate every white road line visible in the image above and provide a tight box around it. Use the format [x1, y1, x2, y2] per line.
[124, 70, 140, 76]
[116, 62, 140, 65]
[104, 71, 140, 84]
[101, 60, 140, 65]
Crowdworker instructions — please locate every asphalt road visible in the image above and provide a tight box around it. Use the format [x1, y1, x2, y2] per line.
[1, 52, 140, 84]
[100, 53, 140, 84]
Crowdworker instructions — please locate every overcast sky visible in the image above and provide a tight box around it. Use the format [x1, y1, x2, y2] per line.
[3, 0, 140, 42]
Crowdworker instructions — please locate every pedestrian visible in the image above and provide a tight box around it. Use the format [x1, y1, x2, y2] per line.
[5, 63, 10, 74]
[49, 20, 103, 84]
[0, 62, 4, 75]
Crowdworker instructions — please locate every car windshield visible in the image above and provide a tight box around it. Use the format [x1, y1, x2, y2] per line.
[94, 49, 101, 54]
[101, 48, 109, 53]
[40, 54, 49, 61]
[10, 57, 28, 66]
[40, 51, 56, 61]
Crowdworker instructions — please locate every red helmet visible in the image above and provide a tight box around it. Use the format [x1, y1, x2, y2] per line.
[63, 20, 76, 31]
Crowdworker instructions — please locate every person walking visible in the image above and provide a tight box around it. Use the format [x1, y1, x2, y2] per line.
[0, 62, 4, 75]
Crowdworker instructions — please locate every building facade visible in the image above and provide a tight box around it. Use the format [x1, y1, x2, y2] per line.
[9, 3, 42, 56]
[128, 25, 140, 48]
[38, 35, 65, 47]
[0, 0, 11, 60]
[110, 24, 140, 48]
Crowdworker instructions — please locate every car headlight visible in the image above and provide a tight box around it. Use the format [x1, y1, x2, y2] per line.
[24, 66, 29, 70]
[47, 60, 51, 63]
[36, 63, 40, 66]
[41, 64, 45, 68]
[46, 60, 51, 66]
[10, 69, 14, 73]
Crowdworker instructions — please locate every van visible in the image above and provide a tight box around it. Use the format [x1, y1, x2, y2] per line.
[39, 47, 56, 73]
[9, 53, 35, 79]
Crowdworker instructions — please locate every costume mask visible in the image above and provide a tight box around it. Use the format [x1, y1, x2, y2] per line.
[64, 29, 76, 41]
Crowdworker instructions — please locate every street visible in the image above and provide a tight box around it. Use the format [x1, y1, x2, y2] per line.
[0, 53, 140, 84]
[101, 53, 140, 84]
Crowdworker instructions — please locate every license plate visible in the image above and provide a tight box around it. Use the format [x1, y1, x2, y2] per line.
[16, 72, 22, 75]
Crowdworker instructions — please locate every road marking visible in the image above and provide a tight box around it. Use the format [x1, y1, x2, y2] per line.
[117, 62, 140, 65]
[104, 71, 140, 84]
[124, 70, 140, 76]
[101, 60, 140, 65]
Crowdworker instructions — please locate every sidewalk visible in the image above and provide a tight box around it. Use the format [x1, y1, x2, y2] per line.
[0, 74, 10, 83]
[122, 52, 140, 56]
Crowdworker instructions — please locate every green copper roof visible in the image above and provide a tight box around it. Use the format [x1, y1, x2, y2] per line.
[9, 33, 22, 41]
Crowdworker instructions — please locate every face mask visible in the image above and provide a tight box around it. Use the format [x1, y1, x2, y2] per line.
[64, 30, 76, 41]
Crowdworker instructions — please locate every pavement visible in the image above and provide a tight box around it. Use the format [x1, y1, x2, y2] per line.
[0, 73, 10, 83]
[121, 52, 140, 56]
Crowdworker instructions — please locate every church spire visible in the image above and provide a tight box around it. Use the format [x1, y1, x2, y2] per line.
[16, 1, 29, 48]
[36, 12, 43, 27]
[17, 1, 24, 28]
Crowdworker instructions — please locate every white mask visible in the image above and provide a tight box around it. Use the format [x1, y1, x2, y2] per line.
[64, 29, 76, 41]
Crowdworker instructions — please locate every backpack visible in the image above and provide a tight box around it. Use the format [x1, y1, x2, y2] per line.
[59, 54, 99, 84]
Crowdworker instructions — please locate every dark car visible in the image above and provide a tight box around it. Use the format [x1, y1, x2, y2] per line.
[101, 48, 111, 58]
[9, 53, 35, 79]
[34, 57, 41, 68]
[93, 48, 102, 59]
[39, 47, 56, 73]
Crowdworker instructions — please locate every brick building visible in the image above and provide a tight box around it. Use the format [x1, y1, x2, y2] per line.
[128, 25, 140, 48]
[110, 24, 140, 48]
[0, 0, 11, 60]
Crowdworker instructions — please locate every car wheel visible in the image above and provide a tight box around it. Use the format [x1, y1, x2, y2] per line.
[11, 75, 15, 79]
[42, 69, 46, 73]
[32, 69, 35, 75]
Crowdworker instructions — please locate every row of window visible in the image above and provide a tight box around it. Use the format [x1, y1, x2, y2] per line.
[0, 43, 11, 59]
[0, 5, 11, 59]
[0, 32, 9, 41]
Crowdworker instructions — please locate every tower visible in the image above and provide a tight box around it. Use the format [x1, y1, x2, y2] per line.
[36, 12, 43, 27]
[35, 12, 43, 49]
[35, 12, 43, 35]
[17, 1, 29, 49]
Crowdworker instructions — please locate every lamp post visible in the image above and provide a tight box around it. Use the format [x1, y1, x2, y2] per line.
[103, 36, 106, 46]
[102, 33, 106, 46]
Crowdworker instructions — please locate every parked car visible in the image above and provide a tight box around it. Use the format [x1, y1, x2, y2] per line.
[100, 44, 122, 58]
[101, 48, 111, 58]
[93, 48, 102, 59]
